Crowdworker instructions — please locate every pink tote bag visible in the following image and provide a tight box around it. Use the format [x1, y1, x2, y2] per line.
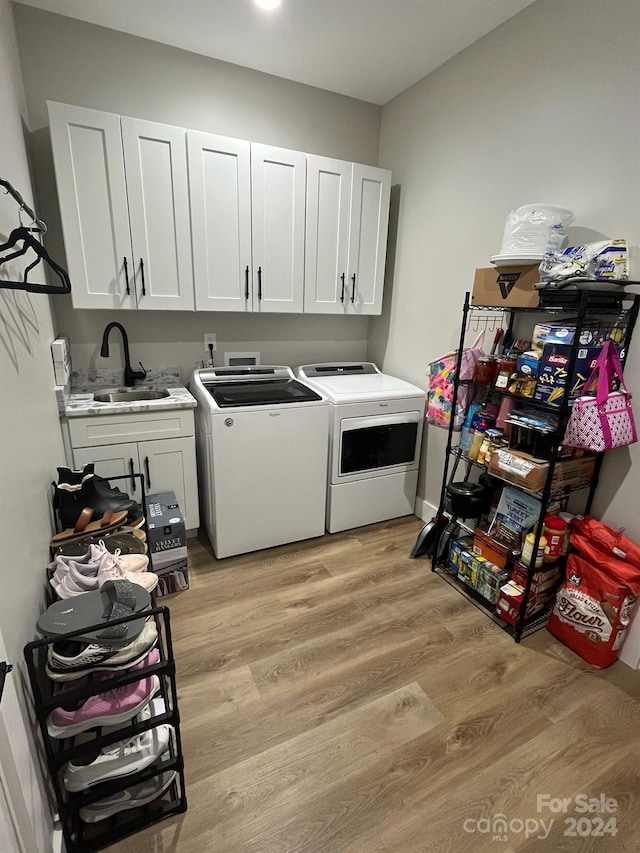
[564, 340, 637, 452]
[427, 331, 484, 431]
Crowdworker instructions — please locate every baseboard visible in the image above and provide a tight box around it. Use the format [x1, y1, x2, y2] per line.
[414, 496, 437, 523]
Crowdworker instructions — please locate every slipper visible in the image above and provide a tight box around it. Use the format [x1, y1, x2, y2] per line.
[36, 580, 151, 646]
[50, 509, 128, 547]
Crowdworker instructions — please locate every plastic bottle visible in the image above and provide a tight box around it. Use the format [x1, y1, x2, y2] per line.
[459, 403, 482, 452]
[521, 533, 548, 569]
[468, 423, 487, 461]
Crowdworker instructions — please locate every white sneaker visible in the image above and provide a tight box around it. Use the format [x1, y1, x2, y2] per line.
[50, 561, 100, 598]
[64, 717, 173, 791]
[91, 540, 149, 573]
[46, 620, 158, 680]
[97, 550, 158, 593]
[78, 768, 177, 822]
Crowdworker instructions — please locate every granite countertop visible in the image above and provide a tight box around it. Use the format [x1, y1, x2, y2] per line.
[59, 367, 197, 418]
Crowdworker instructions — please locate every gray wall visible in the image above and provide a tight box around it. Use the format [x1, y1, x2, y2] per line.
[371, 0, 640, 536]
[0, 1, 63, 848]
[13, 3, 383, 379]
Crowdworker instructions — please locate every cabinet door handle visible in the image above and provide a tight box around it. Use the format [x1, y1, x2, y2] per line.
[340, 273, 345, 303]
[257, 266, 262, 300]
[144, 456, 151, 490]
[128, 458, 137, 493]
[140, 258, 146, 296]
[351, 273, 356, 303]
[244, 265, 250, 300]
[123, 257, 130, 296]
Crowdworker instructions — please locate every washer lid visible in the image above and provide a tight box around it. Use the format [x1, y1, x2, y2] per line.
[297, 363, 425, 403]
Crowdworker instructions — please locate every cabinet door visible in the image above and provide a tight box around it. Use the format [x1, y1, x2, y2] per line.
[140, 437, 199, 531]
[346, 164, 391, 316]
[72, 443, 143, 501]
[48, 102, 135, 310]
[188, 131, 252, 312]
[121, 117, 194, 310]
[304, 156, 352, 314]
[251, 143, 306, 313]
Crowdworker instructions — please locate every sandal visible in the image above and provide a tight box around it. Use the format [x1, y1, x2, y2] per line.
[36, 580, 151, 645]
[50, 508, 128, 547]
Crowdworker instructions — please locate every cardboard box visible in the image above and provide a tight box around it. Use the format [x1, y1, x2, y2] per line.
[488, 449, 596, 494]
[496, 580, 545, 626]
[471, 266, 540, 308]
[472, 528, 511, 569]
[145, 491, 187, 573]
[511, 564, 561, 595]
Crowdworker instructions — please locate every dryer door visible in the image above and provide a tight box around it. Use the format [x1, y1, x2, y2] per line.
[336, 411, 421, 482]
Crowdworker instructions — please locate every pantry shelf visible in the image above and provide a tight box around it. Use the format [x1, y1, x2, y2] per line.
[413, 287, 640, 643]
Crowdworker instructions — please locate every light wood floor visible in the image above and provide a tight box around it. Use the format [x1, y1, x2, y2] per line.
[111, 516, 640, 853]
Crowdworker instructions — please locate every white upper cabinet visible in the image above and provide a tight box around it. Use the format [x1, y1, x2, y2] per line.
[48, 102, 391, 315]
[188, 131, 252, 312]
[48, 102, 135, 310]
[304, 155, 352, 314]
[121, 118, 194, 311]
[347, 164, 391, 315]
[250, 143, 306, 313]
[305, 157, 391, 315]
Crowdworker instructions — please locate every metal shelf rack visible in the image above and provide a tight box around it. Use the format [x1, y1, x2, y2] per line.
[411, 286, 640, 642]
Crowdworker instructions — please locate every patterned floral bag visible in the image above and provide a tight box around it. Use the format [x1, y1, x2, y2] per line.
[563, 340, 637, 452]
[427, 332, 485, 431]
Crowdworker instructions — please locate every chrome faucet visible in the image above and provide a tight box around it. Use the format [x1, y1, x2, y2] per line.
[99, 322, 147, 387]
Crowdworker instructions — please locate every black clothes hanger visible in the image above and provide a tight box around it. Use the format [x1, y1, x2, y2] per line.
[0, 226, 71, 295]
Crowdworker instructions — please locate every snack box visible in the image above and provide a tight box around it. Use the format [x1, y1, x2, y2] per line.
[533, 344, 600, 405]
[511, 564, 561, 595]
[515, 350, 540, 378]
[488, 448, 596, 494]
[531, 323, 604, 354]
[495, 580, 545, 626]
[476, 560, 510, 605]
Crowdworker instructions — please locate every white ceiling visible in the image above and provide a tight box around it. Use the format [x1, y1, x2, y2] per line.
[13, 0, 536, 105]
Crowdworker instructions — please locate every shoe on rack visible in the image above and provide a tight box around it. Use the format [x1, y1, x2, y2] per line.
[53, 649, 160, 695]
[97, 550, 158, 593]
[91, 541, 148, 573]
[46, 620, 158, 681]
[54, 466, 141, 530]
[50, 559, 100, 598]
[64, 717, 173, 791]
[53, 531, 147, 561]
[78, 768, 177, 823]
[47, 674, 159, 738]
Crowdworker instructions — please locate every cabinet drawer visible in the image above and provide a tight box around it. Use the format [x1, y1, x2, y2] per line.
[68, 409, 195, 448]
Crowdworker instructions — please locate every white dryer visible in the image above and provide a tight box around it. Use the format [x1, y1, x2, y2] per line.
[191, 366, 329, 558]
[296, 363, 425, 533]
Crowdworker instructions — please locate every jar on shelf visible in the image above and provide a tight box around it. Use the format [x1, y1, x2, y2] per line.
[521, 532, 548, 569]
[481, 428, 505, 466]
[494, 357, 517, 390]
[543, 515, 567, 563]
[473, 356, 500, 386]
[468, 423, 487, 462]
[558, 512, 574, 556]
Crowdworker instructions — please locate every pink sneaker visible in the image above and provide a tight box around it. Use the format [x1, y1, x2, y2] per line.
[47, 675, 159, 738]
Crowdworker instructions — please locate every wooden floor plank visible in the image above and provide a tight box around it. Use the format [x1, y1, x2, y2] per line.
[107, 517, 640, 853]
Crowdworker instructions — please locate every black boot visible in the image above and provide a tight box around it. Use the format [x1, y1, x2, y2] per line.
[54, 467, 141, 529]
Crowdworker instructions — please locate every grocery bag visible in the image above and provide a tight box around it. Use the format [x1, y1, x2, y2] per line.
[427, 331, 484, 431]
[564, 340, 637, 452]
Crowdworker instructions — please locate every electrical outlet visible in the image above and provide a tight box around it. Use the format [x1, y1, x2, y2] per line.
[204, 333, 217, 352]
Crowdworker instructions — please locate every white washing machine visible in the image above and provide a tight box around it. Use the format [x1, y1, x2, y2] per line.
[191, 366, 329, 558]
[296, 363, 425, 533]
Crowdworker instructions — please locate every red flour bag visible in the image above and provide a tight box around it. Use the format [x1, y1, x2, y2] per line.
[548, 553, 640, 668]
[570, 516, 640, 582]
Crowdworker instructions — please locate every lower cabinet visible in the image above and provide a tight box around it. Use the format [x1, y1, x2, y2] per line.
[65, 409, 199, 530]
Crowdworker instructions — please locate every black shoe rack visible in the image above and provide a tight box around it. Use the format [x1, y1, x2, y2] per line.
[23, 606, 187, 853]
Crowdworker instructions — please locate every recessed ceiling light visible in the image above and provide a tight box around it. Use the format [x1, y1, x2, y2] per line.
[254, 0, 282, 10]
